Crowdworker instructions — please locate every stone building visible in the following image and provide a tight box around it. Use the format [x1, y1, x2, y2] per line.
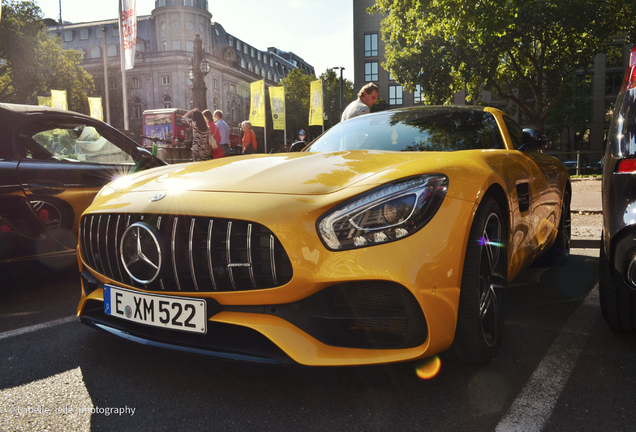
[46, 0, 314, 140]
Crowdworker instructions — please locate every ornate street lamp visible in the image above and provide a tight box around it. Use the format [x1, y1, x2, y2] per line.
[190, 34, 210, 110]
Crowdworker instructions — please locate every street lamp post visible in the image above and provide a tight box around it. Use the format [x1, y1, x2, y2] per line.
[332, 67, 345, 118]
[189, 34, 210, 110]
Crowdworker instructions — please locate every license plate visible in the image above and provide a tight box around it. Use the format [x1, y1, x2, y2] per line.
[104, 285, 207, 334]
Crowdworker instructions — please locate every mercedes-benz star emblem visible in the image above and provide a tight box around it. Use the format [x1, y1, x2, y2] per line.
[120, 222, 162, 284]
[150, 192, 166, 202]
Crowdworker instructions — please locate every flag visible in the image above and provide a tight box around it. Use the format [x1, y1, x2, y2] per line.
[88, 97, 104, 121]
[37, 97, 52, 107]
[269, 86, 285, 130]
[120, 0, 137, 70]
[250, 80, 265, 127]
[50, 90, 68, 111]
[309, 79, 323, 126]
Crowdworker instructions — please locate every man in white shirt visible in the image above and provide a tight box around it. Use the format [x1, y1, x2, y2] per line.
[341, 83, 379, 122]
[213, 110, 231, 156]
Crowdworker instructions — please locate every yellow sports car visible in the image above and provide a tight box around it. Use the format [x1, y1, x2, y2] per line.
[77, 106, 570, 366]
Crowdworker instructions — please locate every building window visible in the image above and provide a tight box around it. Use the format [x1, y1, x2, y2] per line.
[261, 69, 265, 78]
[107, 44, 117, 57]
[267, 71, 272, 81]
[231, 84, 236, 93]
[90, 46, 100, 58]
[270, 58, 273, 67]
[365, 33, 378, 57]
[414, 84, 423, 104]
[131, 77, 141, 87]
[606, 44, 624, 68]
[606, 71, 623, 95]
[80, 28, 89, 40]
[163, 95, 172, 109]
[158, 0, 166, 6]
[113, 26, 119, 37]
[185, 0, 193, 6]
[76, 48, 85, 59]
[365, 61, 378, 82]
[132, 97, 142, 119]
[274, 74, 278, 82]
[244, 45, 248, 54]
[213, 78, 218, 88]
[162, 41, 168, 51]
[64, 30, 73, 42]
[251, 48, 255, 57]
[236, 40, 241, 50]
[213, 98, 218, 111]
[389, 85, 403, 105]
[186, 41, 194, 52]
[241, 58, 246, 68]
[162, 75, 171, 85]
[248, 62, 253, 72]
[172, 41, 181, 50]
[96, 27, 102, 38]
[228, 36, 233, 47]
[257, 52, 261, 61]
[172, 21, 180, 30]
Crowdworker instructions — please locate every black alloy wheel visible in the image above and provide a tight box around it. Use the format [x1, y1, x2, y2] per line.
[451, 196, 507, 365]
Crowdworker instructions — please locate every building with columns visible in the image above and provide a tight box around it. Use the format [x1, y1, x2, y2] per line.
[46, 0, 314, 139]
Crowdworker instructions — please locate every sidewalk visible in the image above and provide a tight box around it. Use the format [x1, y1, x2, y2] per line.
[570, 178, 602, 248]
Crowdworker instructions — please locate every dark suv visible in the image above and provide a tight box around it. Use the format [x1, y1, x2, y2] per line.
[600, 44, 636, 331]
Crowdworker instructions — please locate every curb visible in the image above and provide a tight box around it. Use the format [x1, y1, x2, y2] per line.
[571, 238, 600, 249]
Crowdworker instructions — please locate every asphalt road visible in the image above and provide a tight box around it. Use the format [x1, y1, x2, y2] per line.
[1, 249, 635, 432]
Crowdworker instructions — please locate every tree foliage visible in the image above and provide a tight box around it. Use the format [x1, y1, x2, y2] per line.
[320, 68, 355, 128]
[370, 0, 630, 132]
[0, 0, 94, 112]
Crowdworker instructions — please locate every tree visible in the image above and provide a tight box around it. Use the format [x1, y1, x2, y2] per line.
[279, 68, 314, 138]
[370, 0, 629, 132]
[0, 0, 94, 112]
[320, 68, 355, 128]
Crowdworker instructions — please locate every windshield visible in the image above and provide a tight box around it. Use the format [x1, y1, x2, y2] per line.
[305, 107, 505, 153]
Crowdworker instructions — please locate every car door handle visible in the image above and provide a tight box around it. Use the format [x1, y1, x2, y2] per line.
[27, 180, 67, 196]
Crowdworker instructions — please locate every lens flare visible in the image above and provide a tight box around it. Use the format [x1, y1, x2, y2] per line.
[415, 355, 441, 379]
[478, 237, 505, 248]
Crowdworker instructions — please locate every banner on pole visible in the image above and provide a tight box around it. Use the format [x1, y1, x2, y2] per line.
[50, 90, 68, 111]
[37, 97, 52, 107]
[309, 79, 323, 126]
[250, 80, 265, 127]
[88, 97, 104, 121]
[269, 86, 285, 130]
[120, 0, 137, 70]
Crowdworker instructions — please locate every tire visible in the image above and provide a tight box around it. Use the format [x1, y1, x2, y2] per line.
[542, 190, 571, 265]
[599, 235, 636, 332]
[451, 196, 507, 365]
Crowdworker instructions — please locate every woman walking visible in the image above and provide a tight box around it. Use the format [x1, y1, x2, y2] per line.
[182, 108, 211, 161]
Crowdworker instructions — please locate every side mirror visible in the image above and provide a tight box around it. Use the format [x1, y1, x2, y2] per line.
[132, 147, 162, 173]
[519, 128, 549, 152]
[290, 141, 306, 152]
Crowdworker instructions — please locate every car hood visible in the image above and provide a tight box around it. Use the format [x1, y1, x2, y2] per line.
[105, 151, 463, 196]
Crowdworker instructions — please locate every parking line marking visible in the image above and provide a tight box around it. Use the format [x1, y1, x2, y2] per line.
[0, 316, 77, 341]
[496, 285, 600, 432]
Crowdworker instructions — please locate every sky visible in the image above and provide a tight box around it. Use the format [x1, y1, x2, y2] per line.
[36, 0, 355, 82]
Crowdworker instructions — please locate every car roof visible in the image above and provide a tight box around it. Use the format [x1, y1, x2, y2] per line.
[0, 102, 80, 116]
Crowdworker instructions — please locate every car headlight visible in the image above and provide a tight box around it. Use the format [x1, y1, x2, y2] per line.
[317, 174, 449, 250]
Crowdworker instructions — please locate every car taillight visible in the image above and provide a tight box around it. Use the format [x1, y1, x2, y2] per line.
[618, 159, 636, 173]
[620, 45, 636, 93]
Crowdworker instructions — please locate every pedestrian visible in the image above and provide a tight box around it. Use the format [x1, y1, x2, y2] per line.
[341, 83, 379, 122]
[213, 110, 231, 157]
[182, 108, 211, 161]
[202, 109, 225, 159]
[241, 121, 257, 154]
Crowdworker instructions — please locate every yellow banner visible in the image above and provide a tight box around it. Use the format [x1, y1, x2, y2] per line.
[269, 86, 285, 130]
[88, 97, 104, 121]
[50, 89, 68, 111]
[249, 80, 265, 127]
[37, 96, 52, 107]
[309, 79, 323, 126]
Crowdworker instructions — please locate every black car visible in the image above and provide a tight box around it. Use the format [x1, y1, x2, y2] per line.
[600, 45, 636, 331]
[0, 103, 165, 270]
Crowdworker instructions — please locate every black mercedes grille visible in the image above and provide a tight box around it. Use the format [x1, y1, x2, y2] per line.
[80, 213, 293, 292]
